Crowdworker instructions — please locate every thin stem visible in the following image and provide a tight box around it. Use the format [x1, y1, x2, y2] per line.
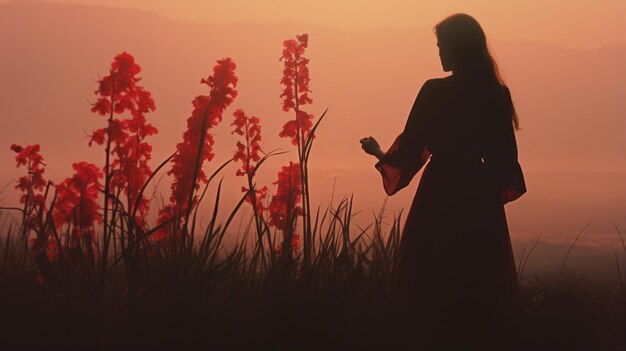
[183, 107, 210, 243]
[101, 89, 115, 289]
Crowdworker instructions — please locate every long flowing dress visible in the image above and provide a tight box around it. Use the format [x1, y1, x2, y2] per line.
[375, 75, 527, 346]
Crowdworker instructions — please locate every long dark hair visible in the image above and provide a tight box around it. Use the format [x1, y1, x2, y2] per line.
[434, 13, 520, 130]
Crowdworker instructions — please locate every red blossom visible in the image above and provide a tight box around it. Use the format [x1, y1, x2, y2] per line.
[112, 52, 141, 76]
[29, 236, 59, 263]
[53, 162, 103, 245]
[279, 33, 315, 145]
[153, 205, 175, 244]
[90, 52, 158, 222]
[89, 129, 106, 146]
[278, 110, 315, 146]
[231, 109, 263, 177]
[94, 53, 141, 100]
[268, 162, 303, 243]
[268, 162, 307, 259]
[91, 98, 111, 116]
[10, 144, 47, 205]
[231, 109, 267, 212]
[10, 144, 23, 153]
[241, 184, 268, 214]
[156, 58, 238, 238]
[11, 144, 59, 266]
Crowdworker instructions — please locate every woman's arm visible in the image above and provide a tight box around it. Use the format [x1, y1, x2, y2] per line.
[366, 79, 438, 195]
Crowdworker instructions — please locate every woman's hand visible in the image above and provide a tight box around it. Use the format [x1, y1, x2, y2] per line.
[360, 136, 384, 160]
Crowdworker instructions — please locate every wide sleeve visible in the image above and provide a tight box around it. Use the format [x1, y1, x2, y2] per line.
[486, 86, 527, 204]
[375, 80, 436, 196]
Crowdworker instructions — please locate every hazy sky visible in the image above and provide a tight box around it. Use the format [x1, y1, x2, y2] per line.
[4, 0, 625, 49]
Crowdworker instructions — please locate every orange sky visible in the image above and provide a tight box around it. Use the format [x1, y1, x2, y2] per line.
[4, 0, 626, 49]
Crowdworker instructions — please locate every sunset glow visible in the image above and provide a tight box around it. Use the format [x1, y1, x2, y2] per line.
[0, 1, 625, 348]
[10, 0, 624, 49]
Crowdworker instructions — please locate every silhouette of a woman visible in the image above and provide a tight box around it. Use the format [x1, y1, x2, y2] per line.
[360, 13, 526, 348]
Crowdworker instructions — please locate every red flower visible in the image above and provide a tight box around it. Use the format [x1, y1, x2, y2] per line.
[90, 52, 158, 222]
[10, 144, 47, 205]
[231, 109, 267, 212]
[153, 205, 175, 244]
[278, 110, 314, 146]
[93, 52, 141, 100]
[11, 144, 59, 265]
[89, 128, 106, 146]
[268, 162, 303, 233]
[240, 184, 268, 214]
[157, 58, 238, 238]
[91, 98, 111, 116]
[279, 34, 314, 145]
[231, 109, 263, 176]
[53, 162, 103, 245]
[10, 144, 23, 153]
[112, 52, 141, 76]
[29, 236, 59, 263]
[268, 162, 303, 258]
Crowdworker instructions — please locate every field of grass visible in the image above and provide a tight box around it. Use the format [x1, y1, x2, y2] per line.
[1, 200, 625, 350]
[1, 36, 624, 350]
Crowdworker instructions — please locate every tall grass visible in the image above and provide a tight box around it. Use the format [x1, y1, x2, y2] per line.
[1, 40, 625, 350]
[2, 192, 625, 349]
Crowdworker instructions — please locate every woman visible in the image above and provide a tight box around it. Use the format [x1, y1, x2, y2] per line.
[360, 14, 526, 349]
